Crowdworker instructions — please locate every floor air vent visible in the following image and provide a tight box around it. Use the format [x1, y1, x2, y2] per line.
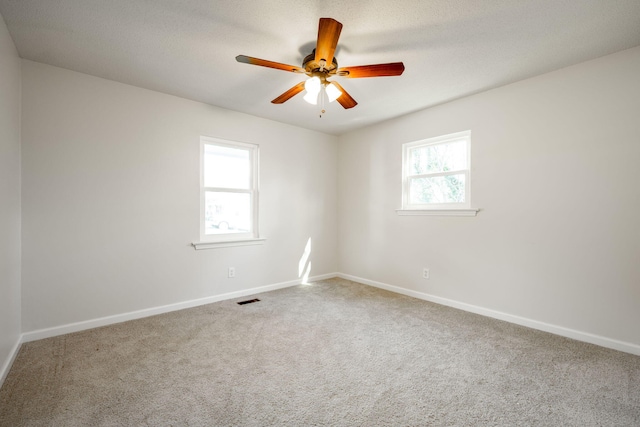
[237, 298, 260, 305]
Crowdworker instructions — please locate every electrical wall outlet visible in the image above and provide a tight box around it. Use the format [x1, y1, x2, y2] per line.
[228, 267, 236, 278]
[423, 268, 430, 279]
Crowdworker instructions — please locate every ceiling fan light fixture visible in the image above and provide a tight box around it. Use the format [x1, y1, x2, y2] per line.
[303, 91, 318, 105]
[325, 82, 342, 103]
[303, 77, 321, 104]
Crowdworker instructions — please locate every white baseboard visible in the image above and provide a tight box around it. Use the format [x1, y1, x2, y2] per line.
[21, 273, 337, 343]
[14, 269, 638, 375]
[338, 273, 640, 356]
[0, 337, 22, 389]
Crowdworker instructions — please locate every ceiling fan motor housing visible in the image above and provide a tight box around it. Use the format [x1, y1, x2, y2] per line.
[303, 49, 338, 75]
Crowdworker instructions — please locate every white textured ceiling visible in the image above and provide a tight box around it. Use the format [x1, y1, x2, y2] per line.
[1, 0, 640, 135]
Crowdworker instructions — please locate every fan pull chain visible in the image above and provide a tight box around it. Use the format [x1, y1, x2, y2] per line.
[319, 87, 326, 118]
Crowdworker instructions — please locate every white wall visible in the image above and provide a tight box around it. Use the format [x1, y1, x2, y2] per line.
[338, 47, 640, 349]
[21, 60, 338, 333]
[12, 42, 640, 355]
[0, 12, 21, 381]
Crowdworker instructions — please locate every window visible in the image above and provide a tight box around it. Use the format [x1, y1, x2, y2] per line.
[199, 136, 259, 244]
[401, 131, 472, 211]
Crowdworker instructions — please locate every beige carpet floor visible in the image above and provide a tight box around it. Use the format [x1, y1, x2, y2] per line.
[1, 277, 639, 426]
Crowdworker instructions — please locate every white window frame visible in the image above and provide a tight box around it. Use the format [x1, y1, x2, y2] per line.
[194, 136, 264, 249]
[399, 130, 478, 216]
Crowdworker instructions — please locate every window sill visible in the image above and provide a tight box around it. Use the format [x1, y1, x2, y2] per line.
[396, 209, 479, 217]
[192, 238, 266, 250]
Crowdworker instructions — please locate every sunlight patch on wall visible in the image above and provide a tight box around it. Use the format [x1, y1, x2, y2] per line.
[298, 237, 312, 284]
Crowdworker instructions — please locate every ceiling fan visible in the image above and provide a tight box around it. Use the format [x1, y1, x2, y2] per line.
[236, 18, 405, 113]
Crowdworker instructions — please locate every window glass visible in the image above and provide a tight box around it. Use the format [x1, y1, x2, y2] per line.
[205, 192, 251, 234]
[409, 140, 467, 174]
[203, 144, 250, 189]
[409, 175, 466, 204]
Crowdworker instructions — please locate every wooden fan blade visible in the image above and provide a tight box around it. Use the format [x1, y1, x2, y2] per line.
[271, 81, 306, 104]
[330, 82, 357, 109]
[315, 18, 342, 66]
[236, 55, 305, 73]
[337, 62, 405, 78]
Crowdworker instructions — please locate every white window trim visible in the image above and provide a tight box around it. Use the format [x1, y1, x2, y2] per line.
[395, 208, 479, 216]
[192, 238, 266, 250]
[399, 130, 478, 216]
[193, 136, 263, 249]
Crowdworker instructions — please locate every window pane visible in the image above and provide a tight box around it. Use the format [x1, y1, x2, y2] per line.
[204, 144, 250, 189]
[410, 174, 466, 204]
[204, 191, 251, 234]
[410, 140, 467, 175]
